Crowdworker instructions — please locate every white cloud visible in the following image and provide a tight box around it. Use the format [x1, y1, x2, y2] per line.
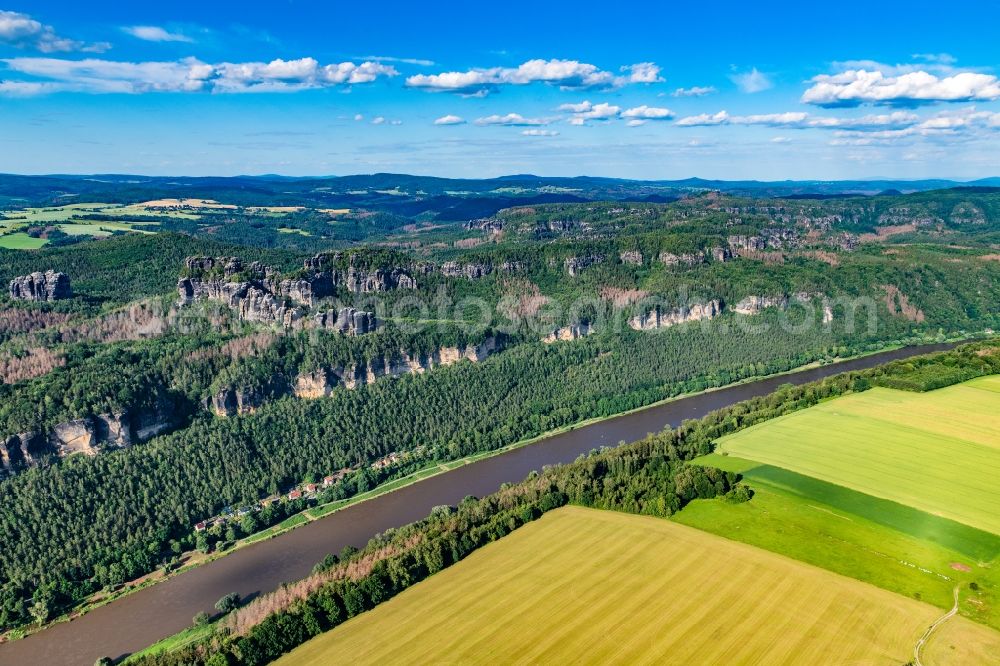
[771, 136, 792, 143]
[433, 114, 465, 125]
[475, 113, 550, 126]
[621, 105, 674, 120]
[622, 62, 663, 84]
[802, 69, 1000, 107]
[911, 53, 957, 65]
[0, 10, 109, 53]
[522, 129, 559, 136]
[406, 58, 661, 95]
[828, 108, 1000, 145]
[371, 116, 385, 125]
[675, 110, 731, 126]
[626, 120, 647, 127]
[672, 86, 716, 97]
[730, 67, 772, 93]
[558, 100, 620, 125]
[353, 55, 435, 66]
[0, 56, 398, 94]
[123, 26, 192, 43]
[675, 109, 919, 131]
[354, 113, 364, 121]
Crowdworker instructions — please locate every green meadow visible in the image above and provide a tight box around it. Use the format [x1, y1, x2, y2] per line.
[714, 378, 1000, 535]
[681, 454, 1000, 629]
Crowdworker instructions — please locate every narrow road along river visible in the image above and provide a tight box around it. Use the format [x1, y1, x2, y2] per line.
[0, 343, 953, 665]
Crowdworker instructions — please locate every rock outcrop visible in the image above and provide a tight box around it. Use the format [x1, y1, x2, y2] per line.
[564, 255, 605, 277]
[543, 322, 596, 343]
[293, 337, 500, 399]
[732, 295, 790, 315]
[440, 262, 493, 280]
[727, 235, 767, 252]
[733, 293, 833, 322]
[619, 251, 643, 266]
[313, 307, 377, 336]
[628, 300, 722, 330]
[8, 271, 72, 302]
[2, 403, 175, 472]
[178, 255, 412, 328]
[658, 252, 705, 267]
[1, 432, 46, 472]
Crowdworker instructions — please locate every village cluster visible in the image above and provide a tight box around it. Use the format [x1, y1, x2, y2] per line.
[193, 449, 410, 533]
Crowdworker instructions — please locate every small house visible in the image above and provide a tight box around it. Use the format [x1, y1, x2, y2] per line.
[194, 521, 207, 532]
[288, 489, 302, 500]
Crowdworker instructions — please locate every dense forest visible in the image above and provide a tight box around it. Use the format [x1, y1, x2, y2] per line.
[1, 186, 999, 633]
[124, 339, 1000, 666]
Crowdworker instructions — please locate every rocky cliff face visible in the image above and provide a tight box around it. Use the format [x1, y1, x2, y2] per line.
[1, 432, 46, 473]
[8, 271, 72, 302]
[619, 251, 643, 266]
[177, 276, 305, 327]
[440, 261, 493, 280]
[543, 322, 596, 343]
[293, 337, 500, 399]
[733, 293, 832, 321]
[732, 295, 790, 315]
[564, 255, 605, 276]
[658, 252, 705, 267]
[178, 255, 413, 327]
[313, 307, 377, 335]
[629, 300, 722, 330]
[1, 403, 175, 473]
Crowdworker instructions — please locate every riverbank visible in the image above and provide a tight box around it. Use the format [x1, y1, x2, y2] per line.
[2, 333, 974, 648]
[0, 336, 979, 663]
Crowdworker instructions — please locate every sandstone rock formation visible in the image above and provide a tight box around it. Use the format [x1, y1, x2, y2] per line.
[314, 307, 377, 335]
[440, 261, 493, 279]
[1, 432, 46, 472]
[732, 295, 790, 315]
[293, 337, 500, 399]
[564, 255, 605, 277]
[8, 271, 72, 302]
[628, 300, 722, 330]
[658, 252, 705, 267]
[543, 322, 595, 343]
[619, 251, 643, 266]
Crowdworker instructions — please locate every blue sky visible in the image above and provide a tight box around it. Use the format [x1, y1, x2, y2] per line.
[1, 1, 999, 179]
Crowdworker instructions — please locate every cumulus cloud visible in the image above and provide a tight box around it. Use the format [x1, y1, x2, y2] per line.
[0, 10, 109, 53]
[558, 100, 620, 125]
[406, 58, 661, 95]
[0, 56, 398, 94]
[433, 114, 465, 125]
[475, 113, 550, 126]
[622, 62, 663, 84]
[371, 116, 385, 125]
[672, 86, 716, 97]
[522, 129, 559, 136]
[123, 26, 192, 43]
[802, 69, 1000, 107]
[730, 67, 772, 93]
[621, 105, 674, 120]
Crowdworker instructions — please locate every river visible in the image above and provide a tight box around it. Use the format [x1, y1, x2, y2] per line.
[0, 343, 953, 665]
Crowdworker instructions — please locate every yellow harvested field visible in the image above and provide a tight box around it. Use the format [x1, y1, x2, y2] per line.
[923, 612, 1000, 665]
[276, 506, 998, 665]
[139, 198, 236, 209]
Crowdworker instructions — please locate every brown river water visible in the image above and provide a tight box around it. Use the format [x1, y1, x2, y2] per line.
[0, 343, 953, 665]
